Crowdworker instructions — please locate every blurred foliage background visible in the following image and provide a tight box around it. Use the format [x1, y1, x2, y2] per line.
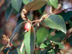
[0, 0, 72, 54]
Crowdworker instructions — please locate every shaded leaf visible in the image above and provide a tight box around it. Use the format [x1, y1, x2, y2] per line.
[23, 0, 33, 5]
[62, 11, 72, 21]
[10, 22, 23, 41]
[44, 15, 67, 34]
[38, 4, 46, 15]
[67, 36, 72, 46]
[40, 49, 48, 54]
[30, 26, 35, 54]
[24, 26, 35, 54]
[36, 27, 49, 46]
[24, 0, 47, 11]
[12, 22, 23, 35]
[54, 45, 59, 53]
[53, 41, 65, 49]
[5, 5, 13, 21]
[11, 0, 22, 12]
[40, 43, 52, 54]
[46, 32, 66, 42]
[49, 0, 58, 8]
[12, 48, 18, 54]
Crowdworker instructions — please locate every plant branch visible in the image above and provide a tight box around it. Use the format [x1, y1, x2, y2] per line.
[32, 14, 49, 26]
[53, 7, 72, 14]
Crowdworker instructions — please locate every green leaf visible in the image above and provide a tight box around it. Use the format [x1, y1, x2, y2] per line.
[62, 11, 72, 21]
[24, 30, 30, 54]
[13, 49, 18, 54]
[49, 0, 58, 8]
[67, 36, 72, 46]
[25, 0, 47, 11]
[36, 27, 49, 46]
[44, 15, 67, 34]
[24, 26, 35, 54]
[17, 48, 21, 54]
[5, 5, 13, 21]
[11, 0, 22, 12]
[55, 0, 58, 4]
[38, 4, 46, 15]
[10, 22, 23, 40]
[30, 26, 35, 54]
[20, 41, 25, 54]
[47, 49, 55, 54]
[46, 32, 66, 42]
[40, 43, 52, 54]
[13, 22, 23, 34]
[53, 41, 65, 49]
[22, 45, 25, 54]
[23, 0, 33, 5]
[47, 1, 52, 5]
[40, 43, 47, 49]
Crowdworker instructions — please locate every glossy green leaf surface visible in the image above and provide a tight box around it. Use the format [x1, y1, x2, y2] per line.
[24, 30, 31, 54]
[49, 0, 58, 8]
[44, 15, 67, 34]
[47, 1, 52, 5]
[24, 26, 35, 54]
[25, 0, 47, 11]
[36, 27, 49, 46]
[23, 0, 33, 5]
